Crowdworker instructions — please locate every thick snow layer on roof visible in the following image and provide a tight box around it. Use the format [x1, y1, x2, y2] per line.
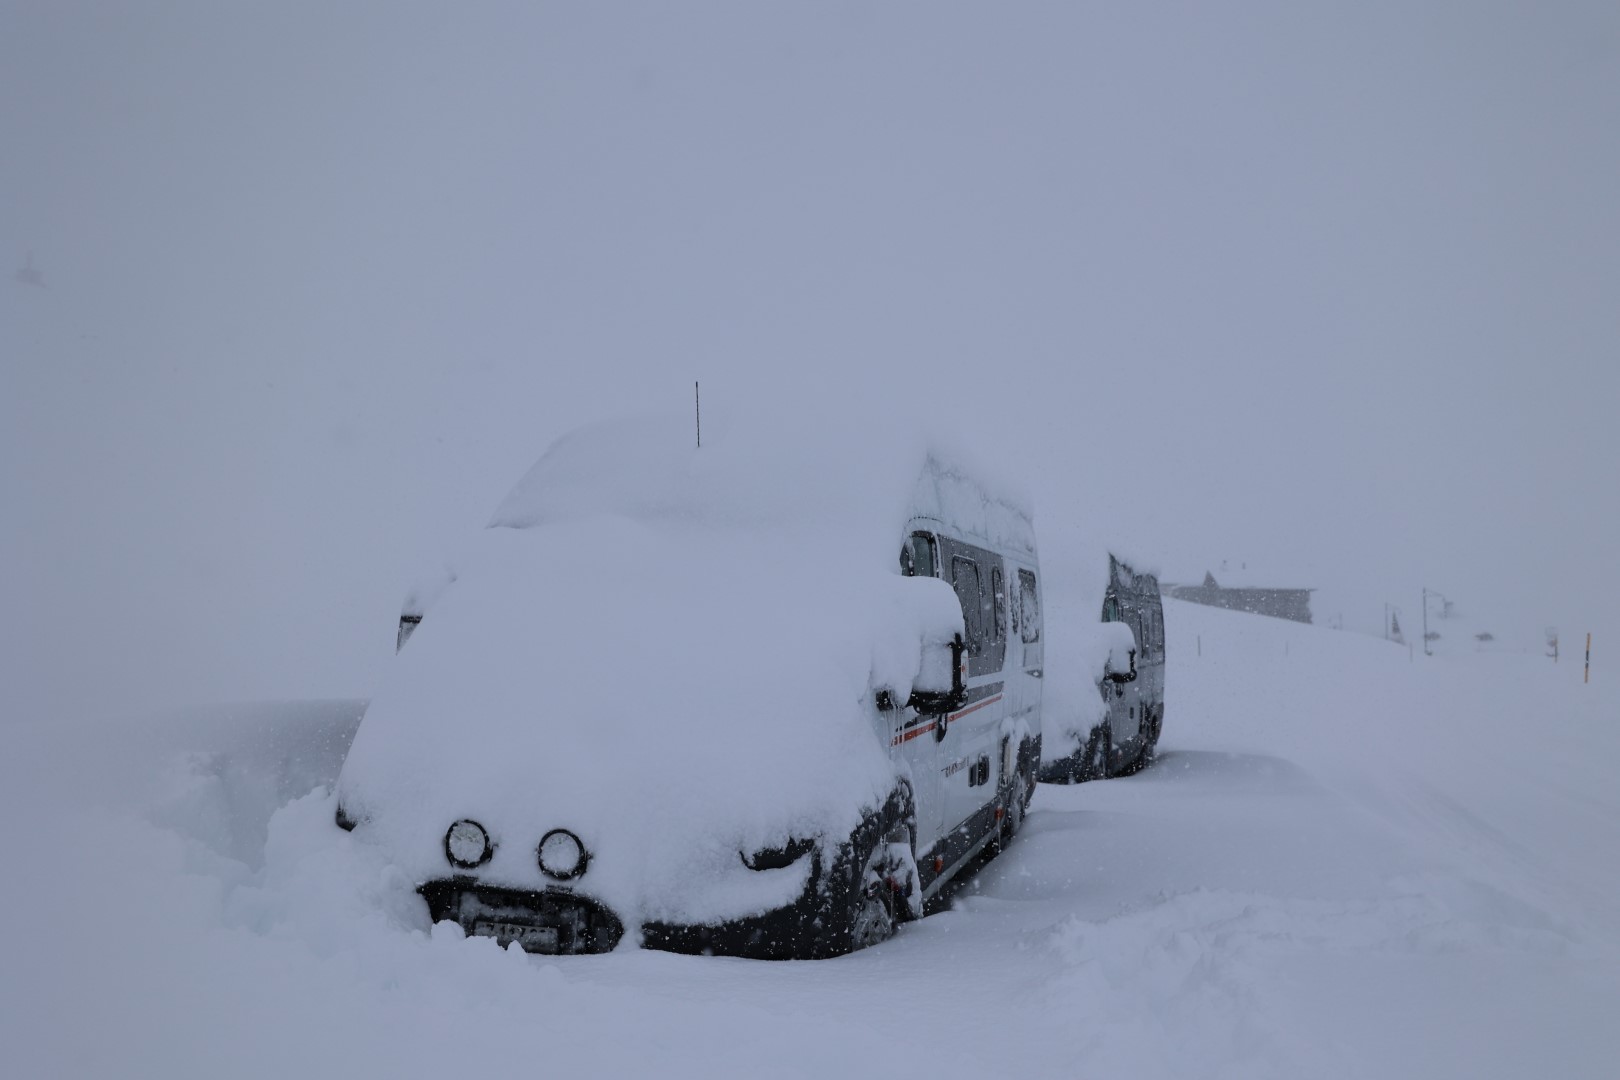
[489, 408, 1035, 558]
[339, 408, 1024, 925]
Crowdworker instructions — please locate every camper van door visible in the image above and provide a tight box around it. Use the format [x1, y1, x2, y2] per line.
[937, 536, 1007, 838]
[897, 530, 946, 854]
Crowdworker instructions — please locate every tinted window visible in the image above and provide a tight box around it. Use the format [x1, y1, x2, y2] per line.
[951, 555, 985, 657]
[905, 532, 937, 579]
[1018, 570, 1040, 643]
[991, 566, 1006, 642]
[1102, 595, 1120, 622]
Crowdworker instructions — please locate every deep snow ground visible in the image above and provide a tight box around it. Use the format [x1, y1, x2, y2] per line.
[3, 600, 1615, 1079]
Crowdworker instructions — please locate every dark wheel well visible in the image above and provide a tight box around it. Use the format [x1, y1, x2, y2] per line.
[824, 784, 919, 953]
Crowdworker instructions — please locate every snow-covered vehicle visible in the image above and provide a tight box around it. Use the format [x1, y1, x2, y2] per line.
[1038, 554, 1166, 782]
[334, 411, 1042, 958]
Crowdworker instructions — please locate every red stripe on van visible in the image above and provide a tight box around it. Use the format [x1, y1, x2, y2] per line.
[892, 722, 937, 746]
[948, 694, 1002, 722]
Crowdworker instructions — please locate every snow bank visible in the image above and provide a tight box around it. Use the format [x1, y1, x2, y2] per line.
[338, 407, 1024, 926]
[6, 594, 1619, 1080]
[14, 699, 368, 870]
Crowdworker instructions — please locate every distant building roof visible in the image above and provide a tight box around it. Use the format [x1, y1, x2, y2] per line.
[1163, 570, 1314, 624]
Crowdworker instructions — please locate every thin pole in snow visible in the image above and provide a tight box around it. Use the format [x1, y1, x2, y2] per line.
[1586, 633, 1592, 684]
[695, 381, 701, 449]
[1422, 587, 1431, 656]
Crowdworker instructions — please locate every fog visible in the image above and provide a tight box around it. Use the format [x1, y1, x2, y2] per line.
[4, 1, 1616, 724]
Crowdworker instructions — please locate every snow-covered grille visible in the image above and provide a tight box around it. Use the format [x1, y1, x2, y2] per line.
[419, 880, 624, 955]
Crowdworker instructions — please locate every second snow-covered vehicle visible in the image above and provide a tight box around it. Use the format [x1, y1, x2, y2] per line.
[334, 411, 1043, 958]
[1038, 554, 1166, 783]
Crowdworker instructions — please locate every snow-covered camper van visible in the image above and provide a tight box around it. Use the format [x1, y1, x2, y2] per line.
[334, 412, 1042, 958]
[1038, 554, 1166, 783]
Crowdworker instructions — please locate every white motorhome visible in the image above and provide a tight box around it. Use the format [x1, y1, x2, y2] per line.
[335, 411, 1042, 958]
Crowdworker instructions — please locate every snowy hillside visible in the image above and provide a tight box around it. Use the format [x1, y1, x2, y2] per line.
[3, 600, 1614, 1079]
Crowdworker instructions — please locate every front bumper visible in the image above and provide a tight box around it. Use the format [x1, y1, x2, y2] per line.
[419, 878, 625, 955]
[418, 868, 849, 959]
[417, 787, 914, 960]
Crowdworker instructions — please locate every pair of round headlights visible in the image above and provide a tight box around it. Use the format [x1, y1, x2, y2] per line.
[443, 819, 589, 880]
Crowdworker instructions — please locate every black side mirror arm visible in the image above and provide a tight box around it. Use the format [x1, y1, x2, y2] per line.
[1105, 648, 1138, 684]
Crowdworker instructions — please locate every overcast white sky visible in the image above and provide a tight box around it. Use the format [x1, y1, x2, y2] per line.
[4, 1, 1617, 723]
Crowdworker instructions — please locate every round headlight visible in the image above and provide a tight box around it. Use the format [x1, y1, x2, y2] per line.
[445, 819, 493, 869]
[538, 828, 589, 880]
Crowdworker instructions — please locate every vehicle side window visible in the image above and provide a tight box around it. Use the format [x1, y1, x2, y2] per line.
[951, 555, 985, 657]
[991, 566, 1006, 643]
[902, 532, 937, 578]
[1102, 595, 1119, 622]
[1018, 569, 1040, 643]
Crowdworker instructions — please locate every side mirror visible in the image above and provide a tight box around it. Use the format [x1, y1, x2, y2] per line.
[1102, 621, 1138, 684]
[908, 633, 968, 716]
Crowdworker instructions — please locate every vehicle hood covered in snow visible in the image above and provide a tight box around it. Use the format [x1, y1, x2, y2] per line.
[337, 409, 1022, 928]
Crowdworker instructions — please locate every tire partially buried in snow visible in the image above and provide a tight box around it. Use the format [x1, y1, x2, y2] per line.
[334, 411, 1044, 958]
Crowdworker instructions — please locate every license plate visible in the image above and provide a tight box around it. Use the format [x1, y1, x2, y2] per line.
[472, 919, 560, 952]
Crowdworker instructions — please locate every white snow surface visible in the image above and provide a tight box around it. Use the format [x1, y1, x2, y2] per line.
[338, 410, 1012, 924]
[5, 601, 1618, 1079]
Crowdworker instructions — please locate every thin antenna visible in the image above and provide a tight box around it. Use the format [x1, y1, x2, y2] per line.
[695, 380, 701, 448]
